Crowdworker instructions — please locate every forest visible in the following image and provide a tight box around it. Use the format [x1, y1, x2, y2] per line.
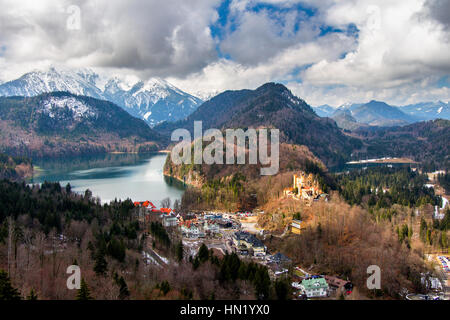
[0, 153, 32, 181]
[333, 167, 441, 208]
[271, 198, 431, 299]
[0, 179, 289, 300]
[353, 119, 450, 171]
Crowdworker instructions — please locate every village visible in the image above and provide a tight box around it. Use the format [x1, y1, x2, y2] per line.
[132, 170, 450, 300]
[132, 172, 355, 301]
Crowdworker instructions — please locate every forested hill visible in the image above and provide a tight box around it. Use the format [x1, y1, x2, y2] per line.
[156, 83, 362, 167]
[352, 119, 450, 171]
[0, 153, 32, 181]
[0, 92, 162, 158]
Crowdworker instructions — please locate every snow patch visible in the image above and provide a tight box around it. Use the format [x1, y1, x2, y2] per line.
[39, 96, 96, 119]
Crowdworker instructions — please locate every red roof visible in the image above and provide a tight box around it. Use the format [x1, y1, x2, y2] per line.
[134, 201, 156, 208]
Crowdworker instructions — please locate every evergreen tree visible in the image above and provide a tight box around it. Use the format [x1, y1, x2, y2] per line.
[253, 267, 270, 300]
[0, 270, 21, 300]
[94, 250, 108, 276]
[76, 279, 93, 300]
[197, 243, 209, 263]
[118, 276, 130, 300]
[176, 241, 184, 262]
[26, 288, 38, 300]
[274, 277, 291, 300]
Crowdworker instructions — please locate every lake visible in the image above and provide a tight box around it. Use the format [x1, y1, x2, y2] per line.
[29, 153, 186, 206]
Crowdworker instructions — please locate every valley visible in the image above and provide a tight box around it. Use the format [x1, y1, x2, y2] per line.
[0, 80, 448, 302]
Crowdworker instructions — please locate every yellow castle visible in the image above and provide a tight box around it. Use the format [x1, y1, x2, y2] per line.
[284, 172, 322, 201]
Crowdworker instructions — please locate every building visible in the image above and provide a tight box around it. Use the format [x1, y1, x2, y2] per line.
[269, 252, 292, 265]
[324, 275, 353, 295]
[180, 222, 205, 238]
[299, 277, 329, 298]
[283, 172, 325, 203]
[161, 214, 178, 227]
[291, 219, 302, 234]
[217, 219, 233, 229]
[203, 221, 220, 234]
[133, 200, 157, 218]
[233, 231, 266, 256]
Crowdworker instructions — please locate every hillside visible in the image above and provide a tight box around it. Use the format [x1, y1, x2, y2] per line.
[157, 83, 361, 167]
[331, 109, 368, 131]
[0, 153, 32, 181]
[353, 119, 450, 170]
[0, 92, 161, 158]
[164, 141, 333, 211]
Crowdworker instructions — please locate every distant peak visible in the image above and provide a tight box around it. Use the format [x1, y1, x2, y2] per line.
[256, 82, 288, 92]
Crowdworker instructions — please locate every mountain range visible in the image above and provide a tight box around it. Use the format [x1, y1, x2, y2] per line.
[314, 100, 450, 130]
[0, 67, 203, 127]
[156, 83, 362, 167]
[0, 92, 161, 158]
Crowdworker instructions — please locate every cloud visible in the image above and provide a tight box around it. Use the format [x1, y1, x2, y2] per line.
[218, 5, 320, 65]
[424, 0, 450, 28]
[0, 0, 448, 106]
[168, 31, 355, 94]
[0, 0, 220, 79]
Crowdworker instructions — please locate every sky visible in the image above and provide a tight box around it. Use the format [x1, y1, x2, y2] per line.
[0, 0, 449, 106]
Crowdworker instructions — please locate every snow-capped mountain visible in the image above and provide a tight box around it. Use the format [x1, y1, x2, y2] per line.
[191, 90, 221, 101]
[0, 67, 104, 98]
[399, 101, 450, 121]
[104, 77, 202, 127]
[0, 67, 203, 127]
[312, 104, 335, 117]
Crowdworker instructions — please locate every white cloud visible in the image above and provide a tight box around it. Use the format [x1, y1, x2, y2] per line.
[298, 0, 450, 104]
[0, 0, 220, 80]
[0, 0, 448, 106]
[168, 32, 355, 94]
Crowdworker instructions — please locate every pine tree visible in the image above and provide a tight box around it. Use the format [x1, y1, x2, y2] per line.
[118, 276, 130, 300]
[176, 241, 184, 262]
[253, 267, 270, 300]
[197, 243, 209, 263]
[26, 288, 38, 300]
[0, 270, 21, 300]
[76, 279, 93, 300]
[94, 250, 108, 276]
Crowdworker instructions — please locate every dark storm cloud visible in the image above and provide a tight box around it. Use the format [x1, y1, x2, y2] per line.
[424, 0, 450, 28]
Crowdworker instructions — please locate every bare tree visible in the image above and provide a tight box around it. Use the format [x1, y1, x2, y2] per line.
[160, 197, 171, 208]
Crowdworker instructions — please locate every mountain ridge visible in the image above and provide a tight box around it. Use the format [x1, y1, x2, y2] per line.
[0, 67, 203, 127]
[0, 91, 161, 158]
[156, 82, 361, 167]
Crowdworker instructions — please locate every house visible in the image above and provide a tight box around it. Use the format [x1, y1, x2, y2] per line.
[233, 231, 266, 256]
[324, 275, 353, 295]
[299, 277, 329, 298]
[160, 207, 173, 214]
[204, 221, 220, 234]
[134, 200, 156, 209]
[134, 200, 157, 218]
[217, 219, 233, 229]
[291, 219, 302, 234]
[269, 252, 292, 265]
[161, 214, 178, 227]
[180, 222, 205, 238]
